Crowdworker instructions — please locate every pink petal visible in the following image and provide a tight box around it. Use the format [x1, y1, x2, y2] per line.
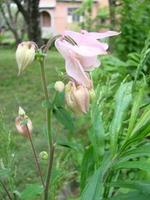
[77, 55, 100, 71]
[55, 39, 92, 88]
[55, 38, 102, 71]
[55, 39, 72, 59]
[65, 53, 92, 88]
[64, 30, 108, 52]
[81, 30, 120, 39]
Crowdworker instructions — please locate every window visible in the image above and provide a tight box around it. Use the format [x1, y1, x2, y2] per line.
[40, 11, 51, 27]
[68, 8, 81, 23]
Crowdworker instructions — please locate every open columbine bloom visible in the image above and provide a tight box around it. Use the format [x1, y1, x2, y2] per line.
[55, 30, 119, 88]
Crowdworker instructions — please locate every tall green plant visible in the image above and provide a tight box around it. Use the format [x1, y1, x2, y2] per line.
[116, 0, 150, 58]
[80, 29, 150, 200]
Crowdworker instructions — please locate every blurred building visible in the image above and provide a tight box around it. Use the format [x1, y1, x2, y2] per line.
[39, 0, 108, 38]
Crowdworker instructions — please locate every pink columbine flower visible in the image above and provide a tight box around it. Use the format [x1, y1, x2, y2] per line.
[55, 30, 120, 88]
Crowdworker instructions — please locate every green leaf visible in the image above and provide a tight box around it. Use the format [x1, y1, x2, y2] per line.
[21, 184, 43, 200]
[118, 144, 150, 163]
[54, 92, 65, 107]
[54, 107, 74, 131]
[127, 84, 145, 136]
[114, 160, 150, 173]
[131, 104, 150, 137]
[122, 105, 150, 149]
[81, 154, 111, 200]
[80, 146, 95, 191]
[88, 104, 105, 158]
[57, 139, 81, 151]
[110, 191, 150, 200]
[110, 82, 132, 154]
[111, 180, 150, 195]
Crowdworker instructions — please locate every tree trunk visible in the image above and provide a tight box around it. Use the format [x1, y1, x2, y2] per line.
[0, 2, 22, 46]
[12, 0, 42, 46]
[27, 0, 42, 46]
[108, 0, 116, 29]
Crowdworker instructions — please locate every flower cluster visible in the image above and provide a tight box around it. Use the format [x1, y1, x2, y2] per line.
[55, 30, 119, 114]
[15, 30, 119, 114]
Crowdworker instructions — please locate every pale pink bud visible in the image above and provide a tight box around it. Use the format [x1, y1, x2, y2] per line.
[16, 41, 36, 75]
[15, 107, 32, 138]
[54, 81, 65, 92]
[65, 82, 90, 114]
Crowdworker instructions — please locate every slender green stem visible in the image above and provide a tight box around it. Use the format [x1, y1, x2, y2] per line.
[40, 60, 49, 101]
[44, 144, 55, 200]
[40, 59, 54, 200]
[0, 179, 12, 200]
[26, 125, 45, 188]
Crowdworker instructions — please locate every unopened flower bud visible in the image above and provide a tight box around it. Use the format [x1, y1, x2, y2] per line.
[15, 107, 32, 138]
[18, 106, 26, 116]
[39, 151, 48, 160]
[16, 41, 36, 75]
[65, 82, 90, 114]
[54, 81, 65, 92]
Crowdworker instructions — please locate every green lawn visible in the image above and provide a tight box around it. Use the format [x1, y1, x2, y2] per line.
[0, 48, 72, 197]
[0, 48, 64, 132]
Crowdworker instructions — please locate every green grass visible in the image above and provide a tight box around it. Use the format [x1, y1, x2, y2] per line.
[0, 48, 64, 133]
[0, 48, 70, 196]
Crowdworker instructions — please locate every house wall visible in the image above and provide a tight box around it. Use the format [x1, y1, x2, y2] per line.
[54, 1, 100, 33]
[39, 0, 109, 37]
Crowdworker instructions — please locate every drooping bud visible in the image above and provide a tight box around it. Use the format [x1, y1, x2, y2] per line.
[15, 107, 32, 138]
[16, 41, 36, 75]
[39, 151, 48, 160]
[65, 81, 90, 114]
[54, 81, 65, 92]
